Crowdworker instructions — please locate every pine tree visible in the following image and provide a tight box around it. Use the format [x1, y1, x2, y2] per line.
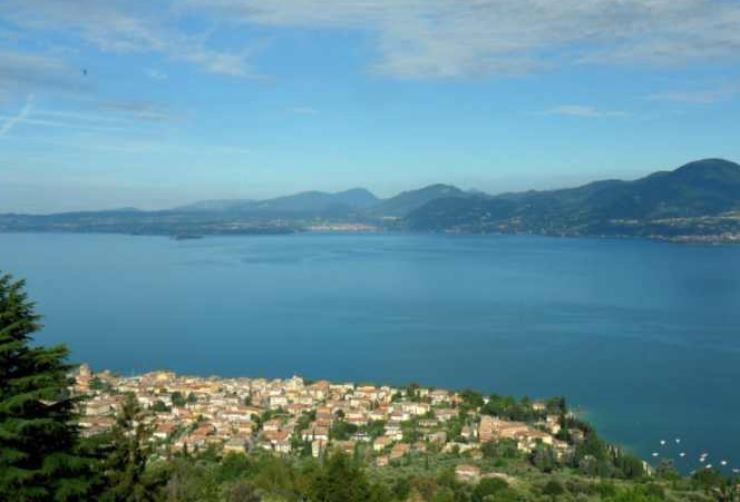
[99, 393, 152, 502]
[0, 272, 94, 500]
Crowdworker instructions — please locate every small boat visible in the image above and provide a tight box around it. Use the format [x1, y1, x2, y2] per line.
[652, 452, 659, 457]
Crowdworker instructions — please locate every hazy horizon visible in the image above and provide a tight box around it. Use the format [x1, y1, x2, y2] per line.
[0, 162, 698, 214]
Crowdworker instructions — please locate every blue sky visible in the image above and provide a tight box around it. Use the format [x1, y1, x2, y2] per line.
[1, 0, 740, 212]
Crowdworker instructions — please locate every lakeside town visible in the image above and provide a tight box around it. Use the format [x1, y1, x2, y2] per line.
[73, 365, 577, 482]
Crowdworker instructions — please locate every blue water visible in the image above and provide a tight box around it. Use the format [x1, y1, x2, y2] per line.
[1, 232, 739, 471]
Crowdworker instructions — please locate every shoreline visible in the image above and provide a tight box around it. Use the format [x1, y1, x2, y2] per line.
[73, 365, 736, 476]
[74, 365, 630, 469]
[3, 228, 740, 246]
[75, 365, 584, 461]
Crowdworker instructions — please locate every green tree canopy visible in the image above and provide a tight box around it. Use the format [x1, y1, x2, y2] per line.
[0, 272, 98, 500]
[531, 443, 558, 473]
[99, 393, 154, 501]
[308, 451, 373, 502]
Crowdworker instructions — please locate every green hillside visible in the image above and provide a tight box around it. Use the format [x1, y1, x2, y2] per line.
[405, 159, 740, 241]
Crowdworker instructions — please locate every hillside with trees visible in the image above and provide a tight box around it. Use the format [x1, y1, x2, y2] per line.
[404, 159, 740, 242]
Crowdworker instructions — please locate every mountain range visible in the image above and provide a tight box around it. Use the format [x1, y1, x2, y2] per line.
[176, 188, 379, 214]
[1, 158, 739, 242]
[174, 183, 465, 218]
[406, 158, 740, 241]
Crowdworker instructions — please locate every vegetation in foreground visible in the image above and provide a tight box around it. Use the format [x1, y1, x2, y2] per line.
[1, 270, 738, 501]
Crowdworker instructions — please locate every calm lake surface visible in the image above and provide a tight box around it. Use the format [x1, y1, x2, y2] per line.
[1, 232, 739, 470]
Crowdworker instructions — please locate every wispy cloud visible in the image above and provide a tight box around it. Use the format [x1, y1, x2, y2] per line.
[544, 105, 628, 118]
[0, 96, 181, 137]
[95, 100, 182, 123]
[0, 114, 133, 134]
[0, 0, 258, 79]
[0, 94, 34, 137]
[0, 48, 84, 95]
[646, 85, 740, 104]
[32, 109, 139, 125]
[145, 68, 168, 81]
[183, 0, 740, 79]
[4, 1, 740, 84]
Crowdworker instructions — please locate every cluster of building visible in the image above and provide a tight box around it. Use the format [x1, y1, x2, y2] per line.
[73, 364, 572, 476]
[306, 223, 380, 232]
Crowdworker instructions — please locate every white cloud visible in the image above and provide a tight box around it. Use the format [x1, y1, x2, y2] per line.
[544, 105, 628, 118]
[2, 0, 739, 86]
[0, 96, 180, 137]
[0, 44, 182, 134]
[182, 0, 740, 79]
[647, 85, 740, 104]
[0, 94, 34, 137]
[0, 0, 257, 79]
[146, 68, 168, 81]
[0, 49, 84, 94]
[94, 100, 182, 123]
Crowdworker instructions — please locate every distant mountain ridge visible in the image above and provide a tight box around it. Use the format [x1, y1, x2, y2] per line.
[1, 158, 738, 242]
[176, 184, 471, 218]
[369, 184, 466, 217]
[178, 188, 379, 214]
[405, 158, 740, 240]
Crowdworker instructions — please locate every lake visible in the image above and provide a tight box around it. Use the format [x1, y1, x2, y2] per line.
[1, 232, 739, 471]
